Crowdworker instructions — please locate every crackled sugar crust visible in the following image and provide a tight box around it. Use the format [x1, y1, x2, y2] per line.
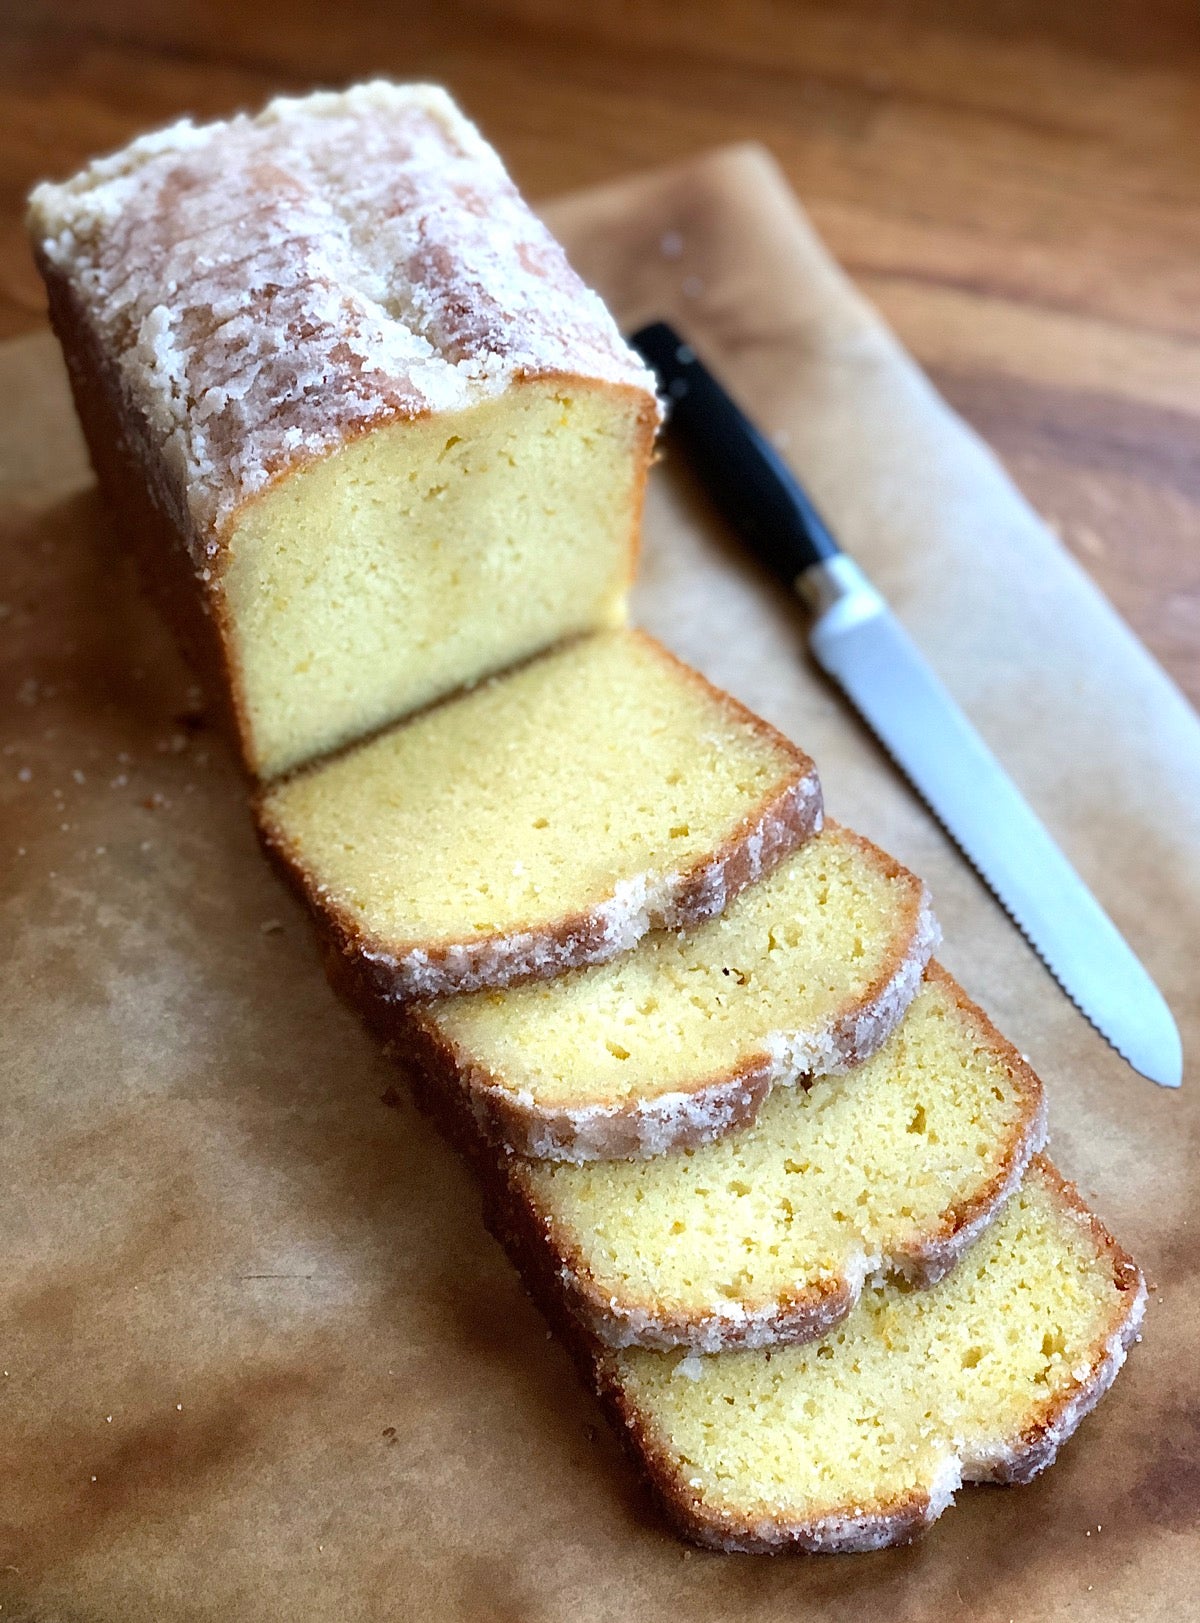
[28, 81, 659, 557]
[591, 1160, 1146, 1554]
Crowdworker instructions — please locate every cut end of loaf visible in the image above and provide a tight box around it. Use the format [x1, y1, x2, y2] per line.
[224, 379, 656, 778]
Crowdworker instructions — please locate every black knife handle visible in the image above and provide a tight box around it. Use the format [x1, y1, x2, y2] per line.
[629, 321, 841, 584]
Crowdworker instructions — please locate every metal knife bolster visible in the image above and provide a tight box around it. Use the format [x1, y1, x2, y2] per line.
[796, 555, 885, 631]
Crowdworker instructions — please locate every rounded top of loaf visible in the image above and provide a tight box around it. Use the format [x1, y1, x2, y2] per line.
[28, 81, 661, 550]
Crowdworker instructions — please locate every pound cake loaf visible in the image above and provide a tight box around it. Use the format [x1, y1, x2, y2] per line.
[404, 823, 939, 1161]
[592, 1159, 1144, 1553]
[259, 631, 822, 1001]
[28, 81, 661, 780]
[498, 966, 1046, 1351]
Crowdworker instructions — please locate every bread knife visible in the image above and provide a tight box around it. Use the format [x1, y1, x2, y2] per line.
[629, 320, 1182, 1088]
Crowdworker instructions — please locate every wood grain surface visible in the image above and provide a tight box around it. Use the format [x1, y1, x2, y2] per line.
[4, 0, 1199, 702]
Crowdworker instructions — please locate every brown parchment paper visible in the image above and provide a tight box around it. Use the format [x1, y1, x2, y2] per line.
[2, 145, 1197, 1622]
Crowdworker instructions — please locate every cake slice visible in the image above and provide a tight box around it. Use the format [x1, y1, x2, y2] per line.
[592, 1159, 1144, 1553]
[259, 630, 822, 1001]
[28, 82, 660, 780]
[496, 967, 1046, 1351]
[404, 824, 938, 1161]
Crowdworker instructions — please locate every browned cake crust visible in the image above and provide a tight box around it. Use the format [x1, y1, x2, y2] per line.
[587, 1159, 1146, 1555]
[400, 827, 937, 1162]
[498, 966, 1050, 1352]
[257, 645, 824, 1003]
[39, 261, 256, 763]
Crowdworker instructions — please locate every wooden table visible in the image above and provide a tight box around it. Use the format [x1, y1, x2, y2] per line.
[5, 0, 1199, 704]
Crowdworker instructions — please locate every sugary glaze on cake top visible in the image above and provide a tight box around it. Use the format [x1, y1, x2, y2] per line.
[28, 81, 659, 555]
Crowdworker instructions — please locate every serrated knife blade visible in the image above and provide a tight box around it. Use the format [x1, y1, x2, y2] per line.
[801, 557, 1182, 1087]
[630, 320, 1182, 1088]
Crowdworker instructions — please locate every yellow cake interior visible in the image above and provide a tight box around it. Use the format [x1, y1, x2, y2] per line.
[259, 630, 807, 950]
[426, 826, 926, 1111]
[612, 1161, 1129, 1524]
[225, 381, 650, 779]
[519, 971, 1038, 1326]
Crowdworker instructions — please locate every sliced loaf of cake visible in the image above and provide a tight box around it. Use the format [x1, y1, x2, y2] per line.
[403, 824, 937, 1160]
[29, 83, 660, 780]
[591, 1159, 1144, 1553]
[496, 967, 1046, 1351]
[259, 631, 822, 1001]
